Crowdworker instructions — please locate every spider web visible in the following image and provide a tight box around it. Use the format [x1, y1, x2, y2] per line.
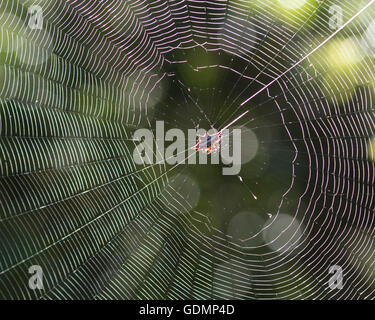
[1, 0, 375, 300]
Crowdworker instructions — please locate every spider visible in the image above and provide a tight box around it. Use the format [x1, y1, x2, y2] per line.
[192, 131, 222, 154]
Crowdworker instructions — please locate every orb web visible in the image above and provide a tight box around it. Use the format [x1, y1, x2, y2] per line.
[1, 0, 375, 300]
